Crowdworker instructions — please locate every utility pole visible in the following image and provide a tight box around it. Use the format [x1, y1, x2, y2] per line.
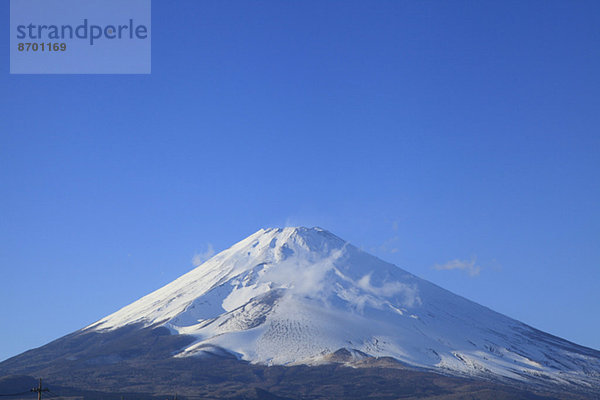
[31, 378, 49, 400]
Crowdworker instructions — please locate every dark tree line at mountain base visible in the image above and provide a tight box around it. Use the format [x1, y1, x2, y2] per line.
[0, 326, 596, 400]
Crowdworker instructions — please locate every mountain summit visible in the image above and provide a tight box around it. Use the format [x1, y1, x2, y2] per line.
[1, 227, 599, 397]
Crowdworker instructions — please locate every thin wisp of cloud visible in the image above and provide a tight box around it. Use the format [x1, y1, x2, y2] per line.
[434, 257, 481, 277]
[192, 244, 215, 267]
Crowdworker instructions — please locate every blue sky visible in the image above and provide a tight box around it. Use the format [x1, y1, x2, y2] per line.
[1, 0, 599, 362]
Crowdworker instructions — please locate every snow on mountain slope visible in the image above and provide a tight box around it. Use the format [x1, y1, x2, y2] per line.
[87, 227, 600, 389]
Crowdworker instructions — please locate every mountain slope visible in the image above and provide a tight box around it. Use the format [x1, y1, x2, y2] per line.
[1, 227, 599, 397]
[81, 227, 600, 391]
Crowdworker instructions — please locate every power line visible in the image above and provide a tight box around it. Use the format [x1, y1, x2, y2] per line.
[0, 378, 60, 400]
[31, 379, 49, 400]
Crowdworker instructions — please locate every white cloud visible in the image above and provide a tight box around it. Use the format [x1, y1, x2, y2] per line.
[355, 273, 421, 308]
[433, 257, 481, 277]
[258, 247, 343, 299]
[378, 235, 400, 254]
[258, 247, 422, 313]
[192, 244, 215, 266]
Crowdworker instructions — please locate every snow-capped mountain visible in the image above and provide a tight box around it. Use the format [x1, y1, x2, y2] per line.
[84, 227, 600, 390]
